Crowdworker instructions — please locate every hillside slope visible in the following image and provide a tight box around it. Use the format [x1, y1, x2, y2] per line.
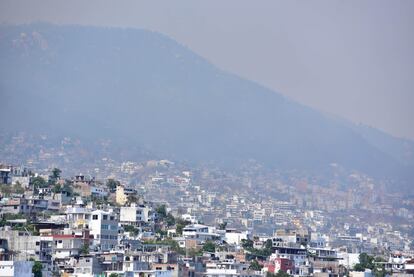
[0, 23, 412, 186]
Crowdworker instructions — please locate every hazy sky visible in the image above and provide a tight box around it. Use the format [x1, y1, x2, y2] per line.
[1, 0, 413, 139]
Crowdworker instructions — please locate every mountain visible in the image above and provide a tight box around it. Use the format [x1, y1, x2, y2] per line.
[353, 124, 414, 167]
[0, 23, 412, 187]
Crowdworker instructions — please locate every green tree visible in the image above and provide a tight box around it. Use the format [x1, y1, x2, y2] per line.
[13, 181, 25, 194]
[124, 225, 139, 236]
[0, 184, 13, 195]
[106, 179, 120, 192]
[175, 219, 191, 236]
[241, 239, 254, 249]
[244, 239, 273, 261]
[31, 176, 47, 188]
[202, 240, 216, 252]
[249, 259, 263, 271]
[156, 229, 168, 237]
[262, 239, 273, 256]
[32, 261, 43, 277]
[176, 224, 184, 236]
[372, 256, 387, 277]
[354, 263, 365, 272]
[219, 222, 227, 230]
[274, 270, 291, 277]
[156, 205, 168, 218]
[166, 213, 176, 226]
[80, 243, 89, 255]
[127, 194, 139, 204]
[52, 184, 62, 193]
[91, 195, 111, 207]
[354, 253, 375, 271]
[12, 222, 40, 236]
[0, 213, 26, 227]
[51, 168, 61, 180]
[62, 180, 74, 196]
[187, 247, 203, 258]
[373, 264, 387, 277]
[109, 273, 119, 277]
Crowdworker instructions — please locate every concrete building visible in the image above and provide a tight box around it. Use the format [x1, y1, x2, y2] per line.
[123, 270, 173, 277]
[11, 176, 30, 187]
[203, 260, 251, 277]
[72, 175, 95, 198]
[89, 210, 119, 251]
[0, 227, 41, 261]
[223, 229, 249, 245]
[71, 255, 102, 277]
[349, 270, 373, 277]
[182, 224, 220, 242]
[271, 246, 309, 276]
[264, 257, 294, 274]
[91, 186, 108, 197]
[116, 184, 138, 206]
[25, 197, 60, 213]
[50, 233, 89, 259]
[66, 204, 92, 229]
[0, 166, 11, 184]
[181, 214, 198, 224]
[0, 261, 33, 277]
[272, 229, 310, 248]
[120, 203, 151, 226]
[0, 197, 30, 215]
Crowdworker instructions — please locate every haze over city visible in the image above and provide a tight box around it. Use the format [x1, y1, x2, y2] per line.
[0, 2, 413, 277]
[1, 0, 414, 139]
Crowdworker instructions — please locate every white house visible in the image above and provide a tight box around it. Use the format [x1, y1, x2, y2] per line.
[120, 203, 151, 225]
[181, 214, 198, 224]
[223, 229, 249, 245]
[66, 205, 92, 228]
[89, 210, 119, 251]
[182, 224, 220, 242]
[51, 234, 87, 259]
[0, 261, 33, 277]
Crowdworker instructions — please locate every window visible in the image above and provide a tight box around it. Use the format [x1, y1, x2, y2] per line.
[36, 241, 40, 246]
[110, 216, 114, 220]
[103, 215, 108, 220]
[92, 215, 98, 220]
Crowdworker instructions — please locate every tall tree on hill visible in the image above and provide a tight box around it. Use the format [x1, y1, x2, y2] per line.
[106, 179, 120, 193]
[51, 168, 61, 180]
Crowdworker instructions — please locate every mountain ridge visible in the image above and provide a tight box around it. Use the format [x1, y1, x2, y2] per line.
[0, 23, 412, 188]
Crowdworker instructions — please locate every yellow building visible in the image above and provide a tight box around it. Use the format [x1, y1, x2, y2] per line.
[116, 185, 127, 205]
